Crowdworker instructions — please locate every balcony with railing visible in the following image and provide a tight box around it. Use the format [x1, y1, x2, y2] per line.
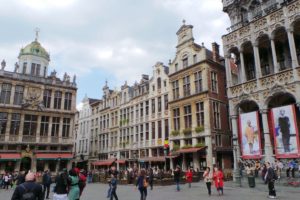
[39, 136, 48, 143]
[51, 137, 59, 143]
[22, 135, 36, 143]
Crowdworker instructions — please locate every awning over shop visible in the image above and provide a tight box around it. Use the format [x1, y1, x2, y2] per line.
[176, 147, 206, 154]
[116, 160, 126, 164]
[36, 153, 73, 160]
[92, 158, 116, 166]
[139, 156, 166, 162]
[0, 153, 21, 161]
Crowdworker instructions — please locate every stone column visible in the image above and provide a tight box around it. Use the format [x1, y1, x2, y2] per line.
[5, 113, 12, 142]
[9, 84, 16, 105]
[239, 49, 246, 83]
[260, 109, 274, 163]
[205, 135, 213, 170]
[58, 117, 63, 143]
[287, 28, 299, 68]
[18, 114, 25, 142]
[253, 42, 262, 78]
[230, 115, 240, 168]
[14, 160, 21, 172]
[193, 152, 200, 170]
[225, 55, 233, 88]
[36, 116, 41, 142]
[270, 37, 279, 73]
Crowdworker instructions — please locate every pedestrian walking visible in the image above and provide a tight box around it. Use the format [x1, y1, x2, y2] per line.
[68, 169, 80, 200]
[264, 162, 277, 199]
[203, 167, 213, 196]
[110, 174, 118, 200]
[148, 168, 154, 190]
[213, 166, 224, 196]
[3, 172, 9, 190]
[173, 166, 181, 192]
[136, 169, 148, 200]
[42, 170, 52, 199]
[11, 172, 44, 200]
[185, 167, 193, 188]
[78, 170, 87, 197]
[53, 169, 69, 200]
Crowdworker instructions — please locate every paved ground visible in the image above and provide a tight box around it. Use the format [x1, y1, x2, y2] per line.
[1, 179, 300, 200]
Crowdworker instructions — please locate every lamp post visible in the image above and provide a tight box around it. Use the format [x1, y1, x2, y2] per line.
[232, 137, 242, 187]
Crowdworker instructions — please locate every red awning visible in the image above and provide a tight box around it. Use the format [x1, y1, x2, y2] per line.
[0, 153, 21, 161]
[116, 160, 126, 164]
[139, 157, 166, 162]
[177, 147, 206, 154]
[92, 159, 116, 166]
[36, 153, 73, 160]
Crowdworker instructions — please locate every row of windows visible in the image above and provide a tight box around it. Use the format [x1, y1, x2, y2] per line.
[173, 102, 220, 130]
[172, 71, 218, 100]
[0, 113, 71, 137]
[0, 84, 73, 110]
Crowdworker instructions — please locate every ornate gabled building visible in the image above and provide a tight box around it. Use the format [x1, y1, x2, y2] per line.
[222, 0, 300, 178]
[0, 35, 77, 173]
[168, 21, 232, 171]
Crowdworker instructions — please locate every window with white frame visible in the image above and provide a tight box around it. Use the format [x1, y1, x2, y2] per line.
[213, 102, 221, 129]
[211, 71, 218, 92]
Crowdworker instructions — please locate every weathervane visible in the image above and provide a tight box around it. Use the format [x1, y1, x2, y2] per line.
[35, 27, 40, 41]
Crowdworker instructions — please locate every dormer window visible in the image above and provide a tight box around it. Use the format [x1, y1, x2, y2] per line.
[183, 57, 188, 68]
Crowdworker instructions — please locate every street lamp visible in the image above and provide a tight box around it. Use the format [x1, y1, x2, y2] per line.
[232, 137, 241, 187]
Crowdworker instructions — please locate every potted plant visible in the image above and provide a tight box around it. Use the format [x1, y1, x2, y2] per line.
[172, 144, 180, 151]
[194, 143, 205, 148]
[182, 128, 192, 135]
[171, 130, 180, 136]
[182, 144, 192, 149]
[195, 126, 204, 133]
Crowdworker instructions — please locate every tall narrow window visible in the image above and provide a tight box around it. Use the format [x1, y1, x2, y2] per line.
[158, 97, 162, 112]
[30, 63, 36, 75]
[10, 113, 20, 135]
[196, 102, 204, 126]
[0, 83, 12, 104]
[183, 57, 188, 68]
[23, 115, 37, 136]
[36, 64, 41, 76]
[213, 102, 221, 129]
[40, 116, 49, 136]
[193, 54, 197, 64]
[151, 99, 155, 114]
[164, 94, 168, 110]
[183, 76, 190, 97]
[43, 89, 52, 108]
[157, 78, 161, 89]
[140, 103, 143, 117]
[184, 105, 192, 128]
[13, 85, 24, 105]
[151, 122, 155, 139]
[194, 71, 203, 93]
[145, 101, 149, 116]
[175, 63, 178, 72]
[64, 92, 72, 110]
[173, 108, 180, 131]
[0, 112, 8, 134]
[211, 71, 218, 92]
[164, 119, 169, 139]
[51, 117, 60, 137]
[54, 91, 62, 109]
[172, 80, 179, 100]
[146, 123, 149, 140]
[158, 120, 162, 139]
[62, 118, 70, 137]
[22, 63, 27, 74]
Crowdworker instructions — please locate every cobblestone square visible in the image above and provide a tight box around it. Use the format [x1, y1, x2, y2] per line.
[1, 180, 300, 200]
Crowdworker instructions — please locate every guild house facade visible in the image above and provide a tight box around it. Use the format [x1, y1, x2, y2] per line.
[222, 0, 300, 174]
[0, 35, 77, 173]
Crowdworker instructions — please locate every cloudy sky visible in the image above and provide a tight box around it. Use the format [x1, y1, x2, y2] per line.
[0, 0, 230, 109]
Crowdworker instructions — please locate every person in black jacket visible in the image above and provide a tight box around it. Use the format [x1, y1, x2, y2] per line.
[11, 172, 43, 200]
[265, 162, 277, 199]
[174, 166, 181, 191]
[53, 169, 69, 200]
[42, 170, 52, 199]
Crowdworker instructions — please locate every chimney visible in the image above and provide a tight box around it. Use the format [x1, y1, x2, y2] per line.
[212, 42, 220, 62]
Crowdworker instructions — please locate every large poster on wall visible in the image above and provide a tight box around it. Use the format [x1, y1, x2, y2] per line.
[271, 105, 300, 158]
[239, 111, 262, 159]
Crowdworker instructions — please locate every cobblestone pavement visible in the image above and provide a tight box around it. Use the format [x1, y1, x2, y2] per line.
[1, 180, 300, 200]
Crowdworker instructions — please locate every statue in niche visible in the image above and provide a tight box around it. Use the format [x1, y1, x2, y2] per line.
[14, 62, 19, 72]
[1, 59, 6, 70]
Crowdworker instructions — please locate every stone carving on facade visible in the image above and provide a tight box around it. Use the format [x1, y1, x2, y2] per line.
[50, 70, 57, 78]
[1, 59, 6, 70]
[254, 18, 267, 31]
[239, 25, 251, 38]
[21, 87, 45, 111]
[63, 72, 70, 83]
[243, 80, 257, 93]
[260, 75, 276, 88]
[230, 85, 243, 97]
[14, 62, 19, 73]
[277, 70, 293, 84]
[288, 1, 300, 16]
[269, 10, 284, 24]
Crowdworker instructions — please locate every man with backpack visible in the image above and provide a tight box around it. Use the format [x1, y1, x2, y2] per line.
[11, 172, 43, 200]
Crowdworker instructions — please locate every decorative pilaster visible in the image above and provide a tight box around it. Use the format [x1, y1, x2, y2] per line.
[287, 28, 299, 69]
[270, 37, 279, 73]
[239, 48, 246, 83]
[260, 109, 274, 163]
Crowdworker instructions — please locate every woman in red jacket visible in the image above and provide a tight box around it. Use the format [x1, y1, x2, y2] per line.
[213, 166, 224, 195]
[185, 167, 193, 188]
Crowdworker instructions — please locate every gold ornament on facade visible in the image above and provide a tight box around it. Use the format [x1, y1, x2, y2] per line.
[21, 145, 33, 158]
[21, 86, 45, 111]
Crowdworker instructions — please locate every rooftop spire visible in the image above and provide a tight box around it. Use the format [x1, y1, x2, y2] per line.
[35, 27, 40, 41]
